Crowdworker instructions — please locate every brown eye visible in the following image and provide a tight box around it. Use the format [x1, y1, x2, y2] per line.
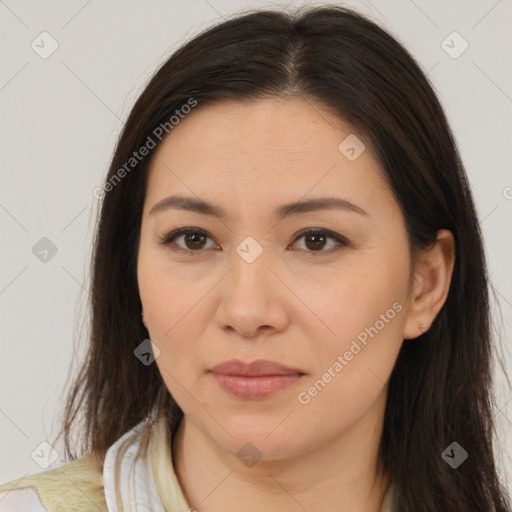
[291, 228, 349, 255]
[161, 228, 216, 254]
[181, 231, 208, 250]
[305, 232, 328, 251]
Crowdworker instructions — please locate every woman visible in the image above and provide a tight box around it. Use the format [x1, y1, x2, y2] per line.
[1, 5, 510, 512]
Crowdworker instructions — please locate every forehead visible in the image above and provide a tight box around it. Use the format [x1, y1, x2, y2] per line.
[152, 97, 359, 158]
[144, 97, 397, 221]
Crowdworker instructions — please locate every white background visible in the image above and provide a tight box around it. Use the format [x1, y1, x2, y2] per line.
[1, 0, 511, 491]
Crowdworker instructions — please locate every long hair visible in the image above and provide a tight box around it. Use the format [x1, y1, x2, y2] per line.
[53, 5, 511, 510]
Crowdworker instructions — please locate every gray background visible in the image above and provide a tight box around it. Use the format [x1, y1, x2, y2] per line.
[1, 0, 511, 490]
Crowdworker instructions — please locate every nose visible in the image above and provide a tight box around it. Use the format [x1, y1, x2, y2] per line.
[214, 245, 290, 339]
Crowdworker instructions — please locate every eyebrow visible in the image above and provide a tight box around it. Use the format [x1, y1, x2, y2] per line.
[148, 195, 369, 219]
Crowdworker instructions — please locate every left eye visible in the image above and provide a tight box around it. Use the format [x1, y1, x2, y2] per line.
[292, 228, 349, 254]
[159, 227, 349, 255]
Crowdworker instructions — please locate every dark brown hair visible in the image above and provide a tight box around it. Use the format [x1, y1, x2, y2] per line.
[54, 4, 511, 510]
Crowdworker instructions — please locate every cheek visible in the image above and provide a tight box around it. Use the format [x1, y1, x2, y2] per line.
[137, 247, 212, 341]
[152, 323, 207, 415]
[139, 267, 214, 388]
[299, 256, 408, 400]
[294, 297, 406, 438]
[312, 260, 407, 347]
[143, 291, 209, 384]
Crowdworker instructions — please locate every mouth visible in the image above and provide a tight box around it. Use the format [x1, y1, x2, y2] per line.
[209, 359, 306, 399]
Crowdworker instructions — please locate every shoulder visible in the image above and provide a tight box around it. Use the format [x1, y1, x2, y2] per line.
[0, 453, 107, 512]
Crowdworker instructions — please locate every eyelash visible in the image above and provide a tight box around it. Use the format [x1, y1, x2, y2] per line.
[158, 227, 349, 257]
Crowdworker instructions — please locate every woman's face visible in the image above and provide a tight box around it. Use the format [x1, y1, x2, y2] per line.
[137, 97, 419, 460]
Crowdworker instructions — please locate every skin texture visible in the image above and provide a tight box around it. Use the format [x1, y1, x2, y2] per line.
[137, 98, 455, 512]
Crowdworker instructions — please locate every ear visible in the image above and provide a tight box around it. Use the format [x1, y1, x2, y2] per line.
[402, 229, 456, 340]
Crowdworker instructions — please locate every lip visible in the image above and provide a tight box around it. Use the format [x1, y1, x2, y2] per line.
[209, 359, 306, 399]
[210, 359, 305, 377]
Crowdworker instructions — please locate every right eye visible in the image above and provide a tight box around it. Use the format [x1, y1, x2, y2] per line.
[159, 227, 218, 255]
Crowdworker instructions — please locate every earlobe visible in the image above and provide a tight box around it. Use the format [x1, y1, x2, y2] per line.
[418, 323, 428, 333]
[402, 229, 455, 340]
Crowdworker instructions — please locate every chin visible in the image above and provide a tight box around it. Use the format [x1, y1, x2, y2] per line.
[226, 435, 303, 464]
[204, 415, 307, 462]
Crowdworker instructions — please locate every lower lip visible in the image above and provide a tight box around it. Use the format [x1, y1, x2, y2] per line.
[211, 373, 304, 399]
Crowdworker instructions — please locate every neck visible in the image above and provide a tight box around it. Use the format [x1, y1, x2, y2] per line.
[172, 393, 390, 512]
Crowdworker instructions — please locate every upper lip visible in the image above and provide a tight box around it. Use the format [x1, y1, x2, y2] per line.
[209, 359, 305, 377]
